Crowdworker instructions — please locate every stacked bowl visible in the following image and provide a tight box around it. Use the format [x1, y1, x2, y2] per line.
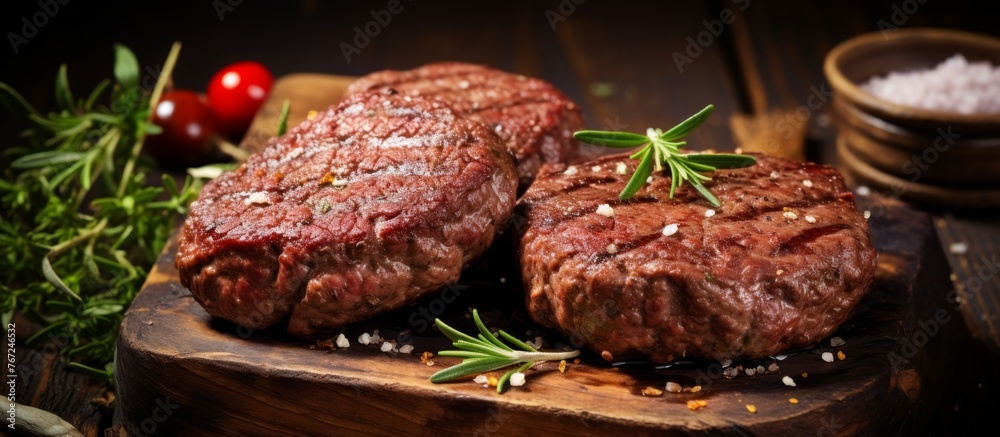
[824, 28, 1000, 208]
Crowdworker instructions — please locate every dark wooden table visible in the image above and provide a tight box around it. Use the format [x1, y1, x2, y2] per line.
[2, 1, 998, 435]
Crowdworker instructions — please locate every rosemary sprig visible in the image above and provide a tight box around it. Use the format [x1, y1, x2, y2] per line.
[573, 104, 756, 206]
[0, 43, 201, 384]
[431, 309, 579, 393]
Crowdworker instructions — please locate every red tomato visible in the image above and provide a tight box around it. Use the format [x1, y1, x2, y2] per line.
[145, 90, 217, 167]
[207, 61, 273, 138]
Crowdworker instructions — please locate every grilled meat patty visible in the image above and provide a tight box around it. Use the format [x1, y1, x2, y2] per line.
[346, 62, 585, 190]
[516, 153, 877, 362]
[176, 90, 518, 336]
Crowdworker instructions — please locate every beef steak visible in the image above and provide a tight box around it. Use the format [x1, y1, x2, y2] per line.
[516, 153, 877, 362]
[346, 62, 585, 190]
[176, 90, 518, 336]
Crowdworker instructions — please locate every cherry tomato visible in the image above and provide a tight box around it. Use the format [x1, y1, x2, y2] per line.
[145, 90, 217, 167]
[207, 61, 273, 138]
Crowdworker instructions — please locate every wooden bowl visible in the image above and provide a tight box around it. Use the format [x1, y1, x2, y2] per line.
[836, 137, 1000, 209]
[825, 28, 1000, 205]
[834, 97, 1000, 186]
[825, 28, 1000, 136]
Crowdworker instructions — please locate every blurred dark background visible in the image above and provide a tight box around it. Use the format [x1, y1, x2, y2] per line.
[2, 0, 997, 149]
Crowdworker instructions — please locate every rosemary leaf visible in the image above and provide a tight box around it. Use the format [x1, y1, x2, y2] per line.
[682, 153, 757, 169]
[573, 130, 649, 147]
[659, 104, 714, 141]
[429, 357, 518, 383]
[619, 149, 655, 200]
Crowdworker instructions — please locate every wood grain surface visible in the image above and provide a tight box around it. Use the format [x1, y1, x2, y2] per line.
[114, 74, 968, 436]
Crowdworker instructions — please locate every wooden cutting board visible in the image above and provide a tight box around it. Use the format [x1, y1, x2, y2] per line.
[115, 75, 966, 436]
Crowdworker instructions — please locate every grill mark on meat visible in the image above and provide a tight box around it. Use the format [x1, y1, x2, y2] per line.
[517, 152, 877, 362]
[770, 224, 852, 256]
[521, 176, 621, 205]
[345, 63, 584, 188]
[715, 200, 833, 222]
[538, 195, 660, 228]
[464, 97, 563, 114]
[176, 91, 518, 336]
[591, 231, 664, 261]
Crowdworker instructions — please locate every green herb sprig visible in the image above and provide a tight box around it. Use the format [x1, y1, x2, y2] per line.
[431, 309, 579, 393]
[0, 42, 201, 383]
[573, 105, 756, 207]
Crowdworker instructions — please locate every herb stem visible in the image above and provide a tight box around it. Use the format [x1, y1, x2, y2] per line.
[572, 105, 756, 206]
[117, 42, 180, 197]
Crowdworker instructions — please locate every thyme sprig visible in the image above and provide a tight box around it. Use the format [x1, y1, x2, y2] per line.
[573, 104, 756, 206]
[431, 309, 579, 394]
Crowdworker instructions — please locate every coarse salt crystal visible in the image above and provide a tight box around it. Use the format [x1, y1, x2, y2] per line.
[646, 176, 653, 183]
[510, 372, 526, 387]
[474, 375, 488, 385]
[782, 376, 796, 387]
[358, 333, 371, 345]
[950, 242, 968, 254]
[380, 342, 394, 353]
[500, 277, 506, 283]
[856, 185, 871, 196]
[768, 363, 779, 373]
[662, 223, 679, 236]
[564, 166, 579, 175]
[332, 178, 348, 188]
[705, 209, 716, 218]
[245, 192, 269, 205]
[783, 211, 798, 220]
[770, 171, 779, 179]
[863, 210, 871, 219]
[596, 204, 614, 217]
[805, 215, 817, 224]
[830, 337, 846, 347]
[335, 334, 350, 348]
[399, 344, 414, 354]
[822, 352, 835, 363]
[591, 165, 602, 172]
[775, 354, 788, 361]
[615, 162, 627, 174]
[746, 367, 756, 376]
[803, 180, 813, 188]
[606, 244, 618, 254]
[665, 382, 683, 393]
